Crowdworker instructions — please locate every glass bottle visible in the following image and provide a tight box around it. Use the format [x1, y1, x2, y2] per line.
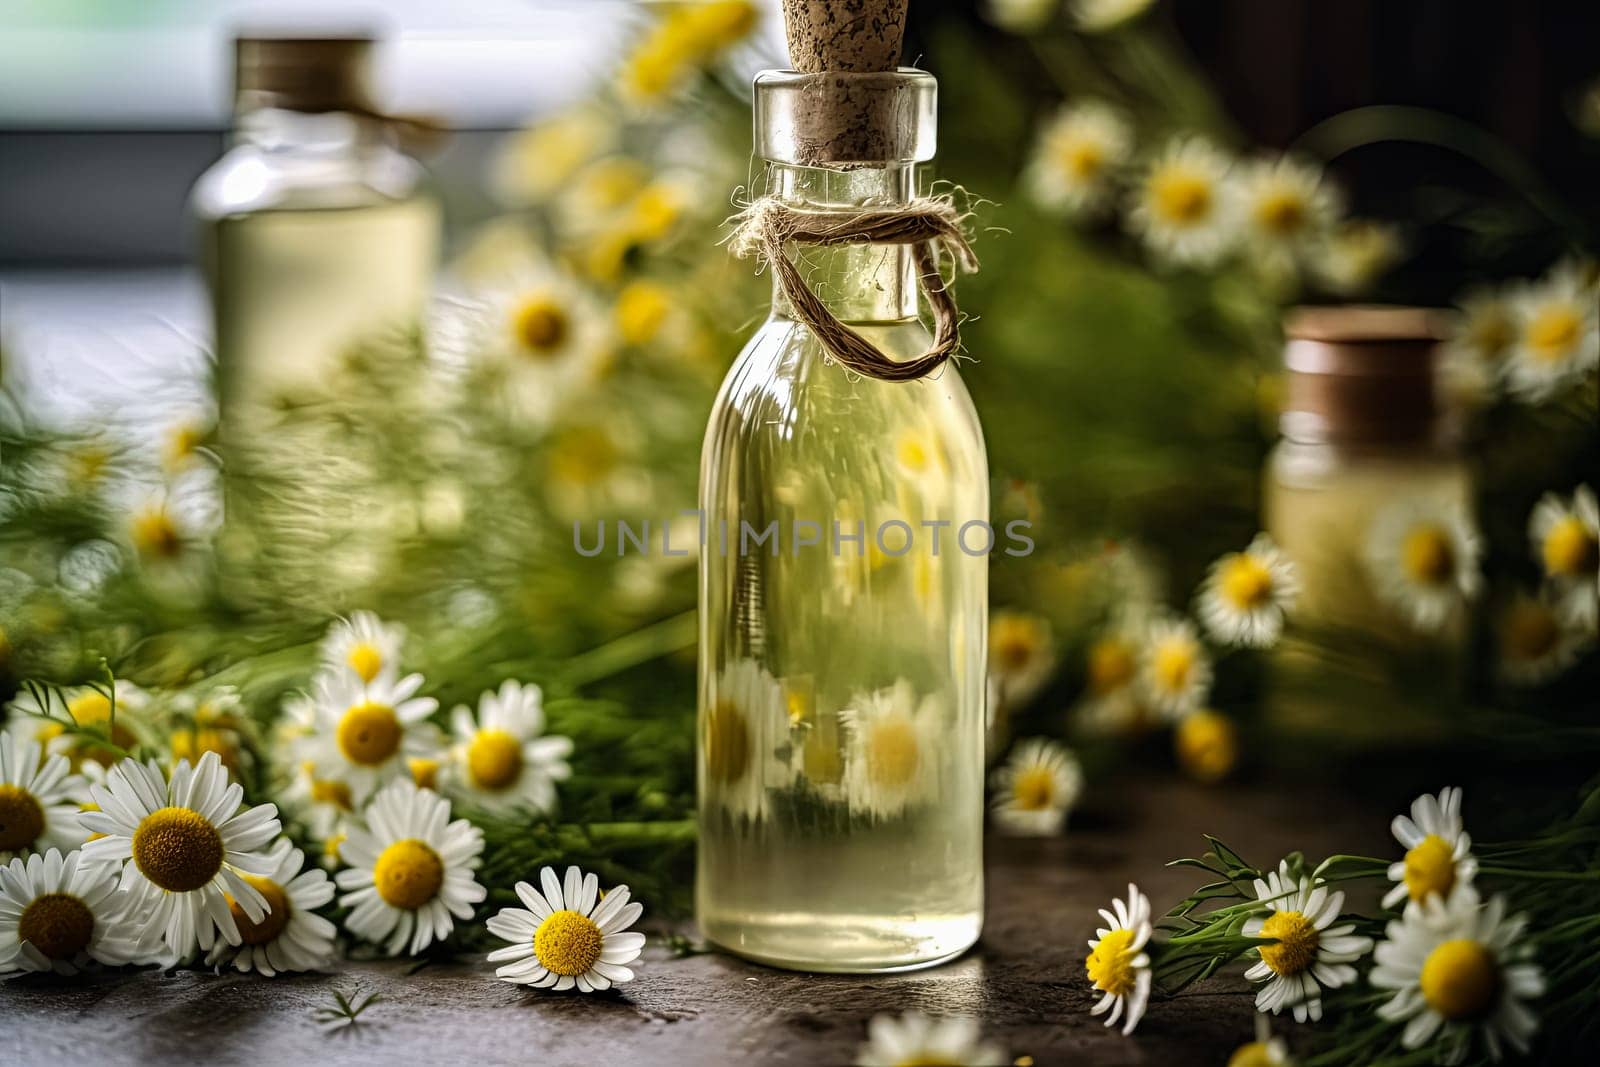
[696, 69, 988, 973]
[1263, 307, 1471, 749]
[190, 36, 439, 427]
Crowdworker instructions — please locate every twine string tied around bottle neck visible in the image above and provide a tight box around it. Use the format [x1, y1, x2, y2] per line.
[728, 196, 979, 382]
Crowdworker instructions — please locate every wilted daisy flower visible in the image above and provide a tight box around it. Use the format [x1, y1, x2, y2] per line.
[203, 837, 336, 976]
[320, 612, 405, 687]
[1197, 533, 1299, 648]
[1496, 592, 1586, 686]
[445, 680, 573, 815]
[296, 670, 440, 805]
[1086, 883, 1153, 1036]
[703, 659, 784, 823]
[1174, 709, 1239, 784]
[1371, 887, 1544, 1064]
[988, 610, 1058, 708]
[984, 0, 1059, 32]
[989, 738, 1082, 836]
[1128, 136, 1237, 268]
[1073, 0, 1156, 33]
[1138, 616, 1213, 720]
[1314, 218, 1402, 296]
[1025, 100, 1134, 217]
[0, 726, 87, 861]
[335, 779, 486, 956]
[1503, 260, 1599, 402]
[82, 751, 282, 956]
[841, 680, 943, 820]
[1243, 861, 1373, 1022]
[0, 848, 134, 975]
[1366, 497, 1483, 633]
[1384, 787, 1477, 910]
[485, 864, 645, 992]
[856, 1011, 1007, 1067]
[1234, 155, 1341, 270]
[1439, 288, 1517, 406]
[1527, 485, 1599, 631]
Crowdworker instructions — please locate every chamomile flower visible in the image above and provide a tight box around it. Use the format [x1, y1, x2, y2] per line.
[841, 680, 944, 820]
[81, 751, 283, 956]
[989, 737, 1082, 836]
[1366, 497, 1483, 633]
[1025, 100, 1135, 217]
[1234, 155, 1342, 270]
[1439, 288, 1517, 406]
[1226, 1019, 1294, 1067]
[203, 837, 336, 976]
[320, 611, 406, 687]
[445, 680, 573, 815]
[1128, 136, 1237, 268]
[1085, 883, 1154, 1036]
[702, 659, 785, 823]
[1503, 260, 1599, 402]
[1371, 887, 1544, 1064]
[1138, 616, 1213, 720]
[1074, 624, 1151, 736]
[335, 780, 486, 956]
[1243, 861, 1373, 1022]
[1527, 485, 1599, 632]
[1384, 787, 1477, 909]
[489, 105, 614, 206]
[1197, 533, 1299, 648]
[281, 766, 355, 869]
[485, 864, 645, 992]
[1496, 592, 1586, 685]
[1073, 0, 1156, 33]
[1314, 218, 1402, 296]
[855, 1011, 1007, 1067]
[0, 727, 87, 861]
[296, 670, 441, 805]
[988, 610, 1058, 708]
[0, 848, 134, 975]
[1174, 709, 1239, 784]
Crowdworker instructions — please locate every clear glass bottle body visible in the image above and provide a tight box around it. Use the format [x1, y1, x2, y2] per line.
[190, 107, 439, 423]
[696, 98, 988, 972]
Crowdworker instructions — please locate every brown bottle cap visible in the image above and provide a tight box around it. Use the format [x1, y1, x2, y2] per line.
[1281, 305, 1450, 444]
[235, 36, 376, 116]
[778, 0, 913, 165]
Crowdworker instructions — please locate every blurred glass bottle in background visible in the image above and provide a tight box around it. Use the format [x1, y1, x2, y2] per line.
[1263, 307, 1473, 752]
[190, 35, 439, 426]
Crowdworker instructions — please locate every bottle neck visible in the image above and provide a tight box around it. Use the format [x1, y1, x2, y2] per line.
[765, 161, 919, 325]
[233, 106, 389, 158]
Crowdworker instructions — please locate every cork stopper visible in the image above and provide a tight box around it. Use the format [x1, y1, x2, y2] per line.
[777, 0, 915, 165]
[234, 35, 377, 116]
[1281, 305, 1451, 445]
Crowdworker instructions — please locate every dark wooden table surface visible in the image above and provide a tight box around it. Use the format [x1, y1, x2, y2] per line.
[1, 777, 1391, 1067]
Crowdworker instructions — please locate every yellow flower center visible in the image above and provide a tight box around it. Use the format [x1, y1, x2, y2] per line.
[373, 838, 444, 910]
[17, 892, 96, 960]
[130, 506, 183, 559]
[866, 718, 920, 788]
[1219, 555, 1274, 610]
[1401, 524, 1455, 586]
[1058, 139, 1106, 181]
[324, 831, 347, 863]
[1175, 710, 1238, 784]
[466, 729, 524, 791]
[0, 784, 45, 851]
[132, 806, 224, 892]
[1086, 926, 1140, 996]
[336, 702, 402, 767]
[616, 280, 672, 345]
[705, 699, 750, 784]
[1226, 1043, 1280, 1067]
[310, 778, 353, 810]
[346, 642, 385, 683]
[533, 908, 604, 976]
[1502, 601, 1560, 662]
[1150, 171, 1213, 225]
[1526, 305, 1580, 361]
[1542, 516, 1598, 577]
[163, 423, 204, 472]
[1258, 910, 1320, 976]
[1402, 833, 1459, 902]
[1087, 638, 1137, 694]
[63, 691, 137, 766]
[409, 757, 441, 791]
[1254, 190, 1309, 236]
[228, 875, 291, 946]
[896, 432, 932, 473]
[1420, 938, 1501, 1020]
[511, 297, 570, 357]
[169, 727, 239, 775]
[1011, 766, 1058, 811]
[1151, 639, 1196, 694]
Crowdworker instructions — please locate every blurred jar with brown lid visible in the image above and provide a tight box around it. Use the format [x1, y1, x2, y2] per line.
[1263, 306, 1478, 750]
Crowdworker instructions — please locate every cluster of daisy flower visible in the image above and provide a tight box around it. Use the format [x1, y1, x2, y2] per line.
[1083, 786, 1551, 1065]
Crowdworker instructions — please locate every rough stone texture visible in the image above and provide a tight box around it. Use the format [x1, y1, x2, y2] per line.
[782, 0, 907, 73]
[0, 777, 1388, 1066]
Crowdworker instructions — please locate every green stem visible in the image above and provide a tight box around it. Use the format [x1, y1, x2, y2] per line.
[1478, 866, 1600, 882]
[562, 609, 697, 688]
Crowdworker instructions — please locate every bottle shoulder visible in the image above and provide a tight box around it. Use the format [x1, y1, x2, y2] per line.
[189, 141, 430, 220]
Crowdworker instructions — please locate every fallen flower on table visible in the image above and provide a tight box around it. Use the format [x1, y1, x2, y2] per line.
[1241, 861, 1372, 1023]
[485, 863, 645, 992]
[1085, 883, 1154, 1036]
[854, 1010, 1008, 1067]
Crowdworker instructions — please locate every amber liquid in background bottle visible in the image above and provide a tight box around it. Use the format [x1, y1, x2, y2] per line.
[1263, 307, 1470, 751]
[696, 70, 987, 973]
